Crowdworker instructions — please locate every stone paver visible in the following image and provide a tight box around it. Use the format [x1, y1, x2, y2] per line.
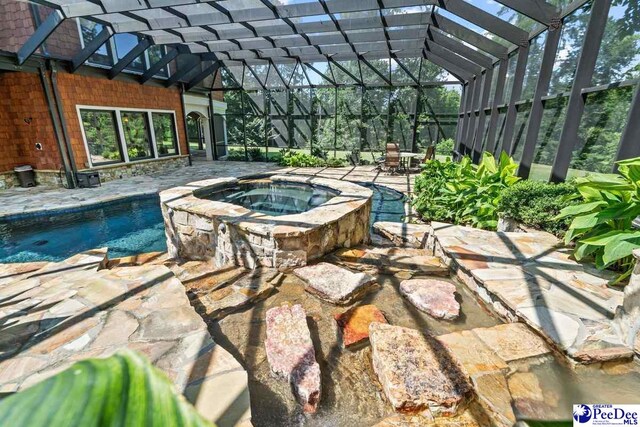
[0, 251, 251, 426]
[429, 221, 631, 363]
[197, 269, 280, 319]
[436, 330, 509, 377]
[293, 262, 377, 305]
[331, 247, 449, 276]
[265, 304, 321, 413]
[472, 323, 551, 363]
[471, 372, 515, 427]
[373, 222, 430, 248]
[400, 279, 460, 320]
[369, 322, 473, 416]
[334, 304, 388, 348]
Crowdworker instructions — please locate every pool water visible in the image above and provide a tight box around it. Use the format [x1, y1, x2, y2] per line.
[200, 179, 339, 216]
[0, 196, 166, 263]
[0, 183, 405, 263]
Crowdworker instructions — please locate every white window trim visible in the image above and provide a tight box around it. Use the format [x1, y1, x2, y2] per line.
[77, 105, 182, 169]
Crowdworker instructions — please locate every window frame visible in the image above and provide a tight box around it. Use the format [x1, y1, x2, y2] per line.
[77, 105, 181, 169]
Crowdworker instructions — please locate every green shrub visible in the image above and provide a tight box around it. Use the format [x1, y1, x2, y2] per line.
[413, 152, 520, 230]
[556, 157, 640, 284]
[278, 151, 325, 167]
[435, 138, 455, 156]
[277, 150, 346, 167]
[497, 180, 579, 237]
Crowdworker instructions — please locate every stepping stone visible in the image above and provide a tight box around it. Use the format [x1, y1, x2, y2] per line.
[472, 323, 551, 363]
[471, 372, 516, 426]
[373, 222, 430, 248]
[400, 279, 460, 320]
[265, 304, 321, 413]
[334, 305, 387, 348]
[107, 251, 167, 268]
[293, 262, 377, 305]
[507, 372, 560, 420]
[199, 269, 280, 319]
[437, 330, 509, 377]
[332, 247, 449, 276]
[369, 322, 473, 416]
[183, 266, 247, 296]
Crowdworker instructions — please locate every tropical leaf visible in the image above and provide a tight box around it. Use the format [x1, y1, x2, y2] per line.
[602, 239, 640, 266]
[555, 201, 606, 219]
[0, 350, 213, 427]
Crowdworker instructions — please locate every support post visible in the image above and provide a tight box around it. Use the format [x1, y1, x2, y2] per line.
[518, 25, 562, 178]
[472, 67, 494, 162]
[550, 0, 612, 182]
[501, 44, 529, 156]
[614, 83, 640, 168]
[485, 60, 508, 155]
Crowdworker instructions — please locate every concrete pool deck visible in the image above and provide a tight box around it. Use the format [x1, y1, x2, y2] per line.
[0, 161, 416, 219]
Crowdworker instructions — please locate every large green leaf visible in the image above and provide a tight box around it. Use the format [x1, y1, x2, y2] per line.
[0, 350, 213, 427]
[555, 201, 606, 219]
[602, 239, 640, 266]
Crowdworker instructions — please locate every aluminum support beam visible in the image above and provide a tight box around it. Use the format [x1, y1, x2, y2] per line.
[518, 26, 562, 178]
[500, 44, 529, 156]
[464, 75, 482, 155]
[472, 67, 494, 162]
[454, 83, 467, 147]
[109, 38, 151, 79]
[427, 27, 494, 69]
[165, 55, 200, 87]
[186, 62, 220, 91]
[17, 10, 65, 65]
[70, 26, 112, 72]
[493, 0, 559, 26]
[484, 60, 508, 154]
[140, 47, 179, 84]
[431, 13, 509, 59]
[614, 83, 640, 167]
[457, 79, 475, 153]
[551, 0, 611, 182]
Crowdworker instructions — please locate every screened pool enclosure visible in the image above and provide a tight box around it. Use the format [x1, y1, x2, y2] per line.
[7, 0, 639, 182]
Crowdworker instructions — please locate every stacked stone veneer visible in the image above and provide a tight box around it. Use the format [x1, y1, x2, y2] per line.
[160, 174, 372, 269]
[82, 156, 190, 184]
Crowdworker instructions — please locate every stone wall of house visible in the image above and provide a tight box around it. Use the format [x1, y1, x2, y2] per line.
[83, 155, 190, 184]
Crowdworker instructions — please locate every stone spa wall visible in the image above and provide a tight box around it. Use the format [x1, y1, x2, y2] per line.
[160, 175, 372, 269]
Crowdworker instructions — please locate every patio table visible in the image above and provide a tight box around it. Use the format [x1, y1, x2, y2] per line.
[399, 152, 419, 170]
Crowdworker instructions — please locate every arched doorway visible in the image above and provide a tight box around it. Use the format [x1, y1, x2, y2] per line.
[186, 111, 207, 158]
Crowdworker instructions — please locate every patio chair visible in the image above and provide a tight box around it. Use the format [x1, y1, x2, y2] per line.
[383, 143, 401, 174]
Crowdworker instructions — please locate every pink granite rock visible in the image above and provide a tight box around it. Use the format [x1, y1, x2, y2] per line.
[265, 304, 321, 413]
[293, 262, 377, 305]
[369, 322, 473, 416]
[400, 279, 460, 320]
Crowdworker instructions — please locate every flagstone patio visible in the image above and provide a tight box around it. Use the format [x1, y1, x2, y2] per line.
[373, 221, 635, 363]
[0, 161, 415, 219]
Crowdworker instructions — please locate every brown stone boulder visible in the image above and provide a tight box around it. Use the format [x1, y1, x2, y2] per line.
[335, 305, 388, 348]
[369, 322, 473, 416]
[400, 279, 460, 320]
[265, 304, 321, 413]
[293, 262, 377, 305]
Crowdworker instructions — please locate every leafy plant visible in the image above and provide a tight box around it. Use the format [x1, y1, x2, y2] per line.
[0, 350, 213, 427]
[498, 180, 579, 237]
[435, 138, 455, 156]
[277, 150, 346, 167]
[413, 152, 520, 230]
[278, 151, 325, 167]
[556, 157, 640, 283]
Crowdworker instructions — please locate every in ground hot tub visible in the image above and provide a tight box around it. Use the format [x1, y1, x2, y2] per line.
[160, 175, 372, 269]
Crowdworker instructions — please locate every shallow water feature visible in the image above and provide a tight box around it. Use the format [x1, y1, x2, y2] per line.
[208, 268, 640, 426]
[210, 272, 499, 427]
[200, 179, 339, 216]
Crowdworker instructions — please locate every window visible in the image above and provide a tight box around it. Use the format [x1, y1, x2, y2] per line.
[152, 113, 179, 157]
[121, 111, 154, 160]
[80, 108, 180, 167]
[113, 34, 144, 72]
[78, 19, 111, 67]
[80, 110, 123, 165]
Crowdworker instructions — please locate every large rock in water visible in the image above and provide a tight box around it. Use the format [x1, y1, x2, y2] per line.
[335, 304, 388, 348]
[400, 279, 460, 320]
[265, 304, 321, 413]
[293, 262, 377, 305]
[369, 323, 472, 416]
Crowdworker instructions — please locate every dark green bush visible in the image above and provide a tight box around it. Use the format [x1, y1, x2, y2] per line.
[497, 180, 579, 237]
[435, 138, 454, 156]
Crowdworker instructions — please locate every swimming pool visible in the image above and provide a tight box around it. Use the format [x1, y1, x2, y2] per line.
[0, 183, 405, 263]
